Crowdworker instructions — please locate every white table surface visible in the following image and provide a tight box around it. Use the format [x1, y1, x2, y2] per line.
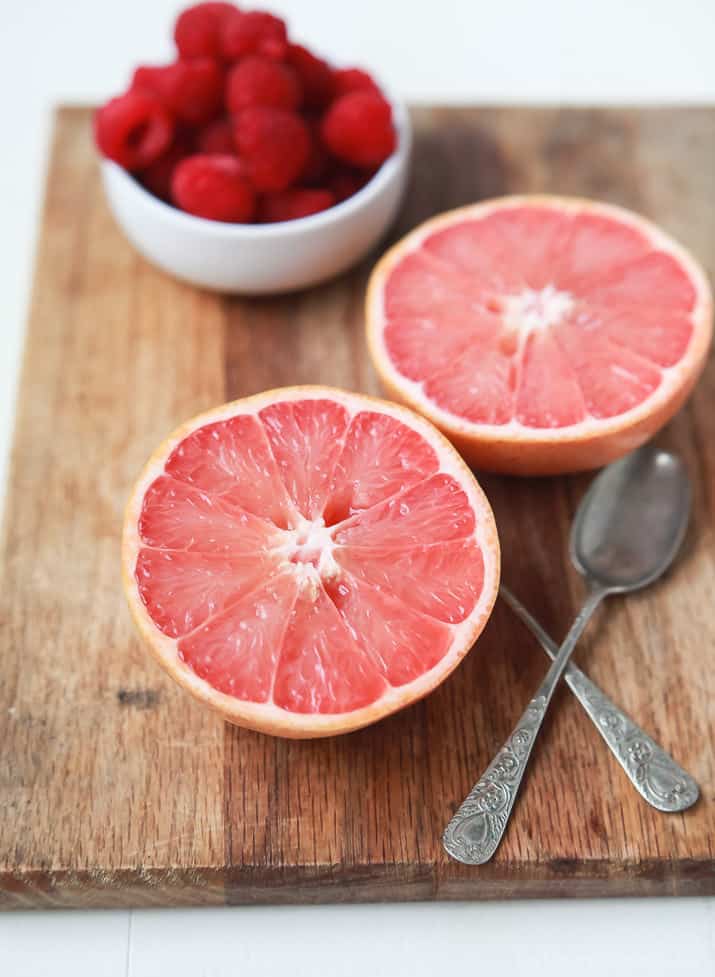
[1, 2, 714, 973]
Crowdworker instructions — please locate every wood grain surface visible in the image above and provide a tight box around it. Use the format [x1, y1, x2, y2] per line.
[0, 106, 713, 909]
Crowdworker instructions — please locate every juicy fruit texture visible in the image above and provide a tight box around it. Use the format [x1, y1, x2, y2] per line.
[139, 137, 193, 201]
[131, 58, 224, 126]
[95, 4, 397, 222]
[286, 44, 334, 108]
[94, 92, 174, 171]
[234, 107, 310, 191]
[259, 188, 335, 222]
[333, 67, 380, 97]
[174, 3, 236, 60]
[220, 10, 288, 61]
[225, 56, 302, 112]
[171, 154, 256, 221]
[322, 91, 396, 167]
[196, 117, 235, 154]
[367, 196, 713, 475]
[123, 389, 499, 738]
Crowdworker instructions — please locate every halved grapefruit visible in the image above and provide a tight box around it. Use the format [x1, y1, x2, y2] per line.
[367, 195, 712, 475]
[122, 387, 499, 738]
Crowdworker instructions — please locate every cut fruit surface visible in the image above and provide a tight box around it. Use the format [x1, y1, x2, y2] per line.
[122, 387, 499, 737]
[367, 195, 713, 475]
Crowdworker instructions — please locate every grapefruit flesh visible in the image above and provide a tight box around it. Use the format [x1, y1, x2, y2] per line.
[367, 196, 712, 475]
[122, 388, 499, 737]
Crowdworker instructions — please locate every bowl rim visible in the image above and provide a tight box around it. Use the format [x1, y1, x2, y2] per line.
[101, 94, 411, 238]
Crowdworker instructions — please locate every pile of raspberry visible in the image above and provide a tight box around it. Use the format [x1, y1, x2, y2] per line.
[94, 3, 397, 223]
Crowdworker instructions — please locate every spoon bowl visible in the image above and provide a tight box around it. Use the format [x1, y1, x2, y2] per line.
[570, 447, 691, 594]
[444, 444, 694, 865]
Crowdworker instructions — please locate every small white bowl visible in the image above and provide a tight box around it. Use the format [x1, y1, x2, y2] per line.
[100, 97, 411, 294]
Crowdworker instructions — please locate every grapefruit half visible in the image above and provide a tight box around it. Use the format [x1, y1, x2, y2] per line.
[122, 387, 499, 738]
[367, 195, 712, 475]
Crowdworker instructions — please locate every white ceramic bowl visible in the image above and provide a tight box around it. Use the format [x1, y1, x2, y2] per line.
[100, 97, 411, 294]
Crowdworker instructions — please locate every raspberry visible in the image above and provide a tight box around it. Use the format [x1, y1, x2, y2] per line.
[94, 92, 174, 171]
[329, 167, 371, 202]
[260, 188, 335, 222]
[174, 3, 236, 60]
[321, 90, 396, 168]
[225, 56, 301, 112]
[139, 136, 193, 201]
[221, 10, 288, 61]
[131, 58, 224, 127]
[234, 107, 310, 191]
[300, 119, 332, 185]
[197, 117, 235, 154]
[286, 44, 334, 109]
[171, 154, 256, 222]
[332, 67, 380, 97]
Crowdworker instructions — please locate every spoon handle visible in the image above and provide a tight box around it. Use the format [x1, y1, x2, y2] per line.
[443, 588, 604, 865]
[500, 586, 700, 813]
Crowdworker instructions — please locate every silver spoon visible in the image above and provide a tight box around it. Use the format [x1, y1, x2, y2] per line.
[500, 585, 699, 812]
[443, 446, 694, 866]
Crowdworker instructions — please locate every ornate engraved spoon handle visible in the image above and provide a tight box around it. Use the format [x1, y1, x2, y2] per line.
[443, 588, 604, 866]
[500, 586, 699, 813]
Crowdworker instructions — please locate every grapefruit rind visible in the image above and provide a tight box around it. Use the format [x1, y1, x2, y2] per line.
[122, 386, 500, 738]
[366, 195, 713, 475]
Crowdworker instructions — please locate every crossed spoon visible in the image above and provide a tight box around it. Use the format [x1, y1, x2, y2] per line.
[443, 445, 700, 866]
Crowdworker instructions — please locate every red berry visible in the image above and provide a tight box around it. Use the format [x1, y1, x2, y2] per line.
[225, 56, 301, 112]
[234, 107, 310, 191]
[329, 167, 371, 202]
[260, 188, 335, 222]
[139, 136, 193, 201]
[131, 58, 224, 127]
[197, 117, 235, 154]
[332, 67, 380, 97]
[300, 119, 333, 184]
[221, 10, 287, 61]
[171, 154, 256, 222]
[321, 90, 395, 168]
[286, 44, 334, 108]
[94, 92, 174, 171]
[174, 3, 236, 60]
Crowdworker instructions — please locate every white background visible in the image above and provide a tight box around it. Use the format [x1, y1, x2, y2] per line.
[1, 1, 714, 974]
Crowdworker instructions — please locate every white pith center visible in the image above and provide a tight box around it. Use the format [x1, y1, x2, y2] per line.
[276, 517, 340, 599]
[502, 284, 574, 333]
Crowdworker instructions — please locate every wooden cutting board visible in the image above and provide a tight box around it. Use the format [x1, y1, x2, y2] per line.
[1, 106, 713, 910]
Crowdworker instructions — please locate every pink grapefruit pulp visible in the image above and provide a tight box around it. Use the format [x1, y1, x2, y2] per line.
[122, 387, 500, 737]
[367, 195, 712, 474]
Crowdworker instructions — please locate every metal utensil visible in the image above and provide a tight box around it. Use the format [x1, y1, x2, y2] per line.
[443, 446, 693, 866]
[500, 585, 699, 812]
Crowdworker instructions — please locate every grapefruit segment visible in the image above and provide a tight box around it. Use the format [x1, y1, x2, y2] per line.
[516, 329, 586, 429]
[273, 584, 387, 714]
[590, 306, 693, 369]
[334, 538, 485, 624]
[164, 414, 295, 528]
[422, 344, 515, 426]
[553, 324, 662, 420]
[122, 388, 500, 737]
[178, 571, 299, 702]
[577, 251, 696, 311]
[367, 195, 712, 474]
[384, 250, 479, 320]
[384, 317, 477, 384]
[259, 398, 349, 521]
[324, 409, 439, 524]
[135, 548, 277, 638]
[553, 213, 650, 289]
[423, 208, 571, 291]
[138, 475, 284, 554]
[333, 473, 475, 551]
[326, 573, 452, 687]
